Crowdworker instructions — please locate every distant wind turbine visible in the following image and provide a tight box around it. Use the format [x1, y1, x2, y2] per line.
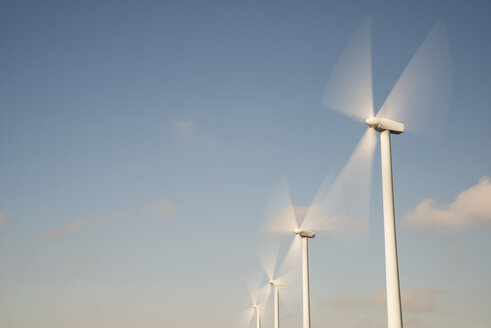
[262, 169, 371, 328]
[239, 270, 270, 328]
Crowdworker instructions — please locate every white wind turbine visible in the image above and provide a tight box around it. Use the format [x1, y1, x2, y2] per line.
[258, 217, 303, 328]
[253, 305, 265, 328]
[322, 17, 453, 328]
[239, 272, 270, 328]
[262, 166, 373, 328]
[262, 178, 315, 328]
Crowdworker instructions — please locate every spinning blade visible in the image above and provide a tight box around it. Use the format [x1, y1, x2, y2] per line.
[262, 177, 299, 235]
[322, 16, 374, 122]
[377, 20, 453, 138]
[303, 128, 377, 236]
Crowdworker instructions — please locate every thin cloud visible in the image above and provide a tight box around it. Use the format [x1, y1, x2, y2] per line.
[368, 288, 441, 312]
[148, 199, 176, 218]
[323, 296, 359, 309]
[356, 317, 377, 327]
[0, 211, 5, 225]
[405, 315, 422, 326]
[73, 253, 93, 272]
[32, 217, 90, 241]
[173, 119, 196, 137]
[403, 177, 491, 230]
[443, 242, 466, 256]
[172, 118, 218, 146]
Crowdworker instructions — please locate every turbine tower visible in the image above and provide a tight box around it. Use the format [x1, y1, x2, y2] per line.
[366, 117, 404, 327]
[322, 17, 453, 328]
[269, 279, 283, 328]
[296, 230, 315, 328]
[253, 305, 264, 328]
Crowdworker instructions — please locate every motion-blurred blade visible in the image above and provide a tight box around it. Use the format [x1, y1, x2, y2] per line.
[307, 128, 377, 235]
[322, 16, 374, 122]
[257, 236, 282, 281]
[377, 20, 453, 138]
[276, 268, 301, 290]
[246, 271, 270, 305]
[275, 269, 301, 316]
[301, 172, 335, 231]
[262, 177, 299, 234]
[278, 235, 302, 276]
[237, 307, 255, 328]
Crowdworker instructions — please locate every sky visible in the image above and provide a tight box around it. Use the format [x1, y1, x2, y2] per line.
[1, 0, 491, 327]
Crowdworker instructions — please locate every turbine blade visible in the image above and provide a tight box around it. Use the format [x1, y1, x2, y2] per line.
[322, 16, 375, 122]
[278, 235, 302, 276]
[275, 237, 302, 316]
[301, 171, 336, 231]
[308, 128, 377, 236]
[237, 308, 255, 328]
[377, 20, 453, 138]
[257, 284, 271, 305]
[279, 278, 302, 317]
[262, 177, 299, 234]
[276, 267, 301, 289]
[257, 236, 282, 281]
[246, 270, 266, 305]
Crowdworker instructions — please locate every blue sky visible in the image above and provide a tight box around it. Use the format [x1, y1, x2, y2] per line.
[1, 0, 491, 327]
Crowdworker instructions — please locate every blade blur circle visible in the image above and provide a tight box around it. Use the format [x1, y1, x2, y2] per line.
[303, 128, 377, 236]
[322, 16, 375, 122]
[376, 20, 453, 138]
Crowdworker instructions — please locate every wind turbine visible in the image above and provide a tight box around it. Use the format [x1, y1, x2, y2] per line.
[256, 239, 291, 328]
[262, 169, 371, 328]
[322, 17, 453, 328]
[269, 279, 283, 328]
[253, 304, 265, 328]
[262, 178, 315, 328]
[258, 183, 302, 328]
[239, 272, 270, 328]
[296, 229, 315, 328]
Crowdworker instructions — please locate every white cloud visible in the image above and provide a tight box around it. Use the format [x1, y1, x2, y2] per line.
[323, 296, 359, 309]
[356, 317, 377, 327]
[442, 242, 466, 256]
[0, 211, 5, 225]
[405, 315, 422, 326]
[73, 253, 93, 272]
[148, 199, 176, 218]
[368, 288, 441, 312]
[474, 324, 491, 328]
[32, 217, 90, 241]
[172, 118, 218, 146]
[403, 177, 491, 230]
[173, 119, 196, 137]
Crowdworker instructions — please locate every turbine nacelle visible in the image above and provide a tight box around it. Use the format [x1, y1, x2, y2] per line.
[365, 117, 404, 134]
[269, 279, 283, 287]
[253, 305, 264, 311]
[295, 229, 316, 238]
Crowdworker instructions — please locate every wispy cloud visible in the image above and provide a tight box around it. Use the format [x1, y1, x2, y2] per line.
[405, 315, 422, 326]
[323, 296, 359, 309]
[173, 119, 196, 137]
[368, 288, 441, 312]
[172, 118, 218, 146]
[147, 199, 176, 218]
[0, 211, 5, 225]
[403, 177, 491, 230]
[356, 317, 378, 327]
[31, 217, 90, 241]
[443, 242, 466, 256]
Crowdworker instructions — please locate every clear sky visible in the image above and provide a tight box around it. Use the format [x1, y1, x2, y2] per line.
[1, 1, 491, 327]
